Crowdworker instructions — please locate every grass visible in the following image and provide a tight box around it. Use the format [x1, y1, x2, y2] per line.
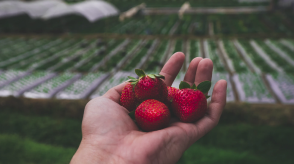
[0, 134, 75, 164]
[0, 107, 294, 164]
[0, 111, 81, 148]
[178, 124, 294, 164]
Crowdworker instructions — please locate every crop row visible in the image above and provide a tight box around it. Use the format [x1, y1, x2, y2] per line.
[0, 37, 294, 104]
[1, 37, 294, 75]
[0, 70, 292, 104]
[66, 0, 270, 11]
[2, 12, 294, 36]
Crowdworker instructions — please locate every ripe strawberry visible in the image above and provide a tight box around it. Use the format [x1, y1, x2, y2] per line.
[120, 82, 137, 112]
[135, 99, 170, 132]
[128, 69, 168, 103]
[167, 86, 179, 102]
[172, 81, 211, 123]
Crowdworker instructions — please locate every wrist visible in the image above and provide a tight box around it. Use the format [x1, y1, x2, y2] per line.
[70, 139, 128, 164]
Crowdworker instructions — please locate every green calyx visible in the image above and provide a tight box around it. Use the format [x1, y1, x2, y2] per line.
[179, 81, 212, 99]
[128, 69, 165, 86]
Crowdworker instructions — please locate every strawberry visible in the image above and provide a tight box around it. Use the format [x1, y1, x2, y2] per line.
[172, 81, 211, 123]
[135, 99, 170, 132]
[120, 82, 137, 112]
[165, 86, 180, 109]
[128, 69, 168, 103]
[167, 86, 179, 102]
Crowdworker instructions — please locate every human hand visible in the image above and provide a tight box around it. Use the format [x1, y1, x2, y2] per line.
[70, 52, 227, 164]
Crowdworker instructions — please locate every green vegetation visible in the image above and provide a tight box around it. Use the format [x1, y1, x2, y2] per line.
[123, 41, 152, 71]
[1, 109, 293, 164]
[145, 41, 168, 72]
[256, 40, 294, 73]
[207, 40, 226, 72]
[223, 40, 249, 73]
[238, 40, 275, 73]
[3, 12, 293, 36]
[0, 134, 75, 164]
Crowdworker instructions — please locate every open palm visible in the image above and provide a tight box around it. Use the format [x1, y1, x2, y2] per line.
[71, 52, 227, 164]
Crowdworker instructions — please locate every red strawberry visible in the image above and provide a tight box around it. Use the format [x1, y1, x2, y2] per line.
[135, 99, 170, 132]
[167, 86, 179, 102]
[165, 86, 179, 109]
[172, 81, 211, 123]
[128, 69, 168, 103]
[120, 82, 137, 112]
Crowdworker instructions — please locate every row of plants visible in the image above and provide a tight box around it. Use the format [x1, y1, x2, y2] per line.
[101, 0, 270, 11]
[208, 73, 235, 102]
[267, 73, 294, 103]
[91, 71, 136, 98]
[238, 40, 275, 73]
[57, 73, 104, 99]
[0, 70, 26, 86]
[234, 73, 276, 103]
[9, 40, 74, 70]
[223, 40, 249, 73]
[0, 71, 50, 97]
[206, 40, 226, 72]
[122, 41, 153, 71]
[0, 39, 67, 70]
[261, 13, 293, 35]
[145, 41, 169, 72]
[24, 73, 77, 98]
[4, 11, 294, 36]
[34, 42, 85, 71]
[270, 39, 294, 60]
[0, 39, 52, 61]
[74, 39, 123, 72]
[255, 40, 294, 73]
[99, 40, 139, 72]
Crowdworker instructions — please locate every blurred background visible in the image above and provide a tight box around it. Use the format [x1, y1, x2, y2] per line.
[0, 0, 294, 163]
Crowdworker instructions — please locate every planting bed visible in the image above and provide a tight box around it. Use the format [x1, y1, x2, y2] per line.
[233, 73, 276, 103]
[91, 71, 136, 99]
[237, 40, 275, 73]
[0, 70, 29, 88]
[208, 73, 235, 102]
[0, 37, 293, 104]
[24, 73, 81, 99]
[144, 40, 169, 72]
[205, 40, 227, 72]
[254, 40, 294, 73]
[266, 74, 294, 104]
[222, 40, 249, 73]
[0, 71, 56, 97]
[56, 73, 109, 99]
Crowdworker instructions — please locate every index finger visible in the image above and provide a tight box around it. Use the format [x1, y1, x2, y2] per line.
[160, 52, 185, 86]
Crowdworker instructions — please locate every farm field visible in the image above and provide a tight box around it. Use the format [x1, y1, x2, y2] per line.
[0, 36, 293, 104]
[1, 12, 294, 37]
[1, 1, 294, 164]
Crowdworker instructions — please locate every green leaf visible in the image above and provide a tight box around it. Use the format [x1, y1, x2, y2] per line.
[154, 74, 165, 80]
[206, 95, 211, 99]
[135, 69, 146, 78]
[192, 84, 197, 90]
[128, 111, 136, 120]
[179, 81, 191, 90]
[127, 79, 137, 82]
[128, 76, 137, 80]
[148, 74, 156, 79]
[197, 81, 211, 94]
[131, 82, 137, 85]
